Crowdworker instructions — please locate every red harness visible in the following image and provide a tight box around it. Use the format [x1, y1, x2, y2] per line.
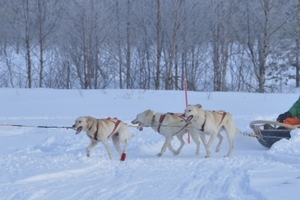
[200, 111, 226, 131]
[93, 117, 121, 140]
[157, 114, 166, 133]
[157, 113, 190, 135]
[216, 111, 226, 127]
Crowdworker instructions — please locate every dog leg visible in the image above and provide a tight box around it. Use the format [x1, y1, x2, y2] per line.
[225, 132, 234, 157]
[157, 136, 174, 157]
[175, 132, 185, 155]
[112, 134, 123, 155]
[101, 139, 113, 159]
[86, 140, 98, 157]
[167, 143, 177, 156]
[189, 131, 200, 156]
[204, 133, 217, 158]
[199, 132, 207, 151]
[215, 133, 223, 153]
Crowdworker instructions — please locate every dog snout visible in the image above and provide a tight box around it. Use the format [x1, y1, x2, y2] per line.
[131, 120, 137, 124]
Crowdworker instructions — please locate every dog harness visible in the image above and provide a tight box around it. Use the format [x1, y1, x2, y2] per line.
[199, 112, 206, 131]
[92, 122, 98, 140]
[152, 113, 174, 133]
[91, 118, 121, 140]
[106, 117, 121, 138]
[153, 113, 190, 135]
[157, 114, 166, 133]
[215, 111, 226, 127]
[199, 111, 226, 131]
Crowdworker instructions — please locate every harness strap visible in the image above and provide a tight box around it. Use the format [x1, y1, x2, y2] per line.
[157, 114, 166, 133]
[151, 115, 156, 126]
[200, 111, 226, 132]
[215, 111, 226, 127]
[200, 119, 206, 131]
[93, 120, 98, 140]
[106, 117, 121, 138]
[173, 115, 191, 135]
[200, 112, 206, 131]
[91, 118, 121, 140]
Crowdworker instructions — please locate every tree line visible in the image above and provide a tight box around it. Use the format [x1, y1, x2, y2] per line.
[0, 0, 299, 93]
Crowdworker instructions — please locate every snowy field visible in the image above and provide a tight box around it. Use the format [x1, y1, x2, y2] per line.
[0, 88, 300, 200]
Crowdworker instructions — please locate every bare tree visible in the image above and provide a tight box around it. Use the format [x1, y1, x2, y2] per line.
[24, 0, 32, 88]
[208, 0, 235, 91]
[34, 0, 61, 88]
[62, 0, 108, 89]
[166, 0, 181, 90]
[156, 0, 162, 90]
[126, 0, 132, 89]
[0, 0, 296, 92]
[284, 1, 300, 88]
[236, 0, 290, 93]
[115, 0, 124, 89]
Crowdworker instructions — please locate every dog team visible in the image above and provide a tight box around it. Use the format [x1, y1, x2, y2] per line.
[72, 104, 240, 161]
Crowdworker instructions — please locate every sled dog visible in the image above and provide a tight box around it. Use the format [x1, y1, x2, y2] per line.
[72, 116, 134, 159]
[131, 110, 202, 157]
[183, 104, 240, 157]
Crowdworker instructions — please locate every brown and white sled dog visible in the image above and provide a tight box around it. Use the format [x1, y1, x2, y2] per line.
[131, 110, 202, 157]
[72, 116, 134, 159]
[183, 104, 240, 158]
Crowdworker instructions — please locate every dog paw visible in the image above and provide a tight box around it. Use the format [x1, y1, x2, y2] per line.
[86, 152, 90, 157]
[156, 153, 162, 157]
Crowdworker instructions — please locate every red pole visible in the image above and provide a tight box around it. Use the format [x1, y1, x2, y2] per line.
[183, 74, 190, 143]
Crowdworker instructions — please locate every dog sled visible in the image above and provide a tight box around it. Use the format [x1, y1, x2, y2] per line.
[249, 120, 296, 148]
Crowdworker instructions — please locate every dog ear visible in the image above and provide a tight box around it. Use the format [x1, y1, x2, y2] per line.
[144, 109, 151, 114]
[196, 104, 202, 108]
[144, 109, 153, 117]
[86, 116, 92, 127]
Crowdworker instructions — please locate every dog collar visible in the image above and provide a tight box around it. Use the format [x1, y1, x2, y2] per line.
[87, 120, 98, 140]
[150, 115, 156, 126]
[200, 119, 206, 131]
[156, 114, 167, 133]
[88, 121, 94, 131]
[200, 112, 206, 131]
[93, 120, 98, 140]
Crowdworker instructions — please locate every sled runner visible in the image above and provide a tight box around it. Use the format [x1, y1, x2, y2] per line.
[249, 120, 295, 148]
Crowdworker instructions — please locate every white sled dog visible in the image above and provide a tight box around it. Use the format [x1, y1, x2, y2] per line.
[72, 116, 134, 159]
[183, 104, 240, 158]
[131, 110, 202, 157]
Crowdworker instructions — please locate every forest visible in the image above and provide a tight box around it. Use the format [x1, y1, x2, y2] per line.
[0, 0, 299, 93]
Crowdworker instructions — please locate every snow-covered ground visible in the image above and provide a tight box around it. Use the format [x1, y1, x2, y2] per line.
[0, 88, 300, 200]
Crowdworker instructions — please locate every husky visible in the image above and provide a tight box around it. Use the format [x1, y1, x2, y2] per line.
[73, 116, 134, 160]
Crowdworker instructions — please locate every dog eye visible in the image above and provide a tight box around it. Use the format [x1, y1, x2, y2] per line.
[79, 121, 81, 123]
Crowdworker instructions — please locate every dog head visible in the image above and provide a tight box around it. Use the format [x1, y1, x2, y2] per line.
[131, 109, 154, 131]
[183, 104, 202, 122]
[72, 116, 92, 134]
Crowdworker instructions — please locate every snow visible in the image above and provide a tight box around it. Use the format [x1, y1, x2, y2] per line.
[0, 88, 300, 200]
